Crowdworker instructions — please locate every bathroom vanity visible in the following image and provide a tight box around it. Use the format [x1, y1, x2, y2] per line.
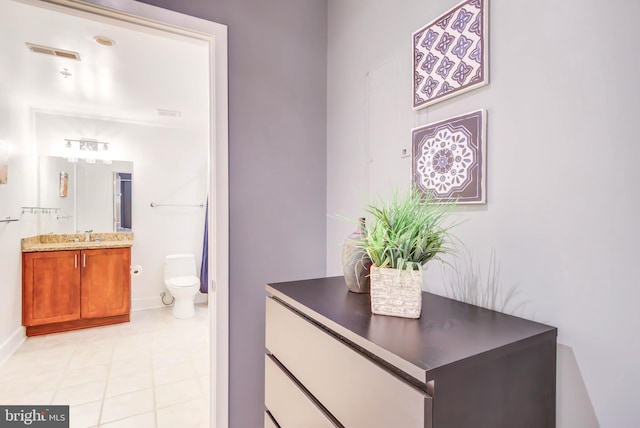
[21, 233, 133, 336]
[265, 276, 557, 428]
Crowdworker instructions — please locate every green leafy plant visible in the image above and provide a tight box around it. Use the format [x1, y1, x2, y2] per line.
[359, 187, 457, 271]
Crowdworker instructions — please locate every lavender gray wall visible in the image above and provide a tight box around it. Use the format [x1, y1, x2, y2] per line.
[325, 0, 640, 426]
[138, 0, 328, 426]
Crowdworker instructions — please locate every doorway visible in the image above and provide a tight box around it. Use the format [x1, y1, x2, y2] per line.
[114, 172, 131, 232]
[5, 0, 229, 425]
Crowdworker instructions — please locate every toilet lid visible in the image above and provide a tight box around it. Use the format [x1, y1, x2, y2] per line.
[167, 275, 200, 287]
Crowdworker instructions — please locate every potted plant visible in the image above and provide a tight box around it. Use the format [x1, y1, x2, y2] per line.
[358, 187, 457, 319]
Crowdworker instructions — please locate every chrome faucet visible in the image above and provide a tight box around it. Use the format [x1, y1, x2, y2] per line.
[85, 230, 93, 242]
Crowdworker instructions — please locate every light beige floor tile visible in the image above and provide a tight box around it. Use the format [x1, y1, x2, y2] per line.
[0, 388, 56, 405]
[109, 356, 152, 378]
[99, 411, 156, 428]
[150, 338, 181, 353]
[153, 361, 197, 386]
[69, 400, 101, 428]
[151, 349, 190, 368]
[112, 340, 151, 361]
[156, 398, 208, 428]
[154, 378, 203, 409]
[192, 356, 210, 377]
[0, 306, 210, 428]
[100, 388, 154, 424]
[106, 372, 153, 398]
[8, 346, 75, 372]
[188, 339, 210, 356]
[0, 365, 64, 392]
[52, 379, 106, 406]
[60, 363, 110, 388]
[42, 331, 85, 348]
[12, 335, 47, 353]
[198, 375, 210, 401]
[68, 347, 114, 369]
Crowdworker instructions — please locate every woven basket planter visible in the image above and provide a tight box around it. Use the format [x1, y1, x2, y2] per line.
[369, 265, 423, 319]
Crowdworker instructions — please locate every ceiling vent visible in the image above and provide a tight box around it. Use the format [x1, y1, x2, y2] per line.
[26, 43, 81, 61]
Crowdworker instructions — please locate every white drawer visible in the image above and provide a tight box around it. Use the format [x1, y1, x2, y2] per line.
[265, 354, 338, 428]
[266, 297, 431, 428]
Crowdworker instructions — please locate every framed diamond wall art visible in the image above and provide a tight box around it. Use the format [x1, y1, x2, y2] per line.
[412, 109, 486, 204]
[412, 0, 488, 110]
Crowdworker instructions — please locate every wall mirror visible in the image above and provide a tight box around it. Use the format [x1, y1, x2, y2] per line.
[38, 156, 133, 233]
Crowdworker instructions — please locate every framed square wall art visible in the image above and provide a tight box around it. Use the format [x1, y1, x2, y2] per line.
[412, 109, 486, 204]
[412, 0, 488, 109]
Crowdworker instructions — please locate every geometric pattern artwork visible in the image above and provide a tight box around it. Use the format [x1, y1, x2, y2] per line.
[412, 110, 486, 204]
[412, 0, 488, 110]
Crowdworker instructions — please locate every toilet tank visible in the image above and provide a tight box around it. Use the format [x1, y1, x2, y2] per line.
[164, 253, 197, 280]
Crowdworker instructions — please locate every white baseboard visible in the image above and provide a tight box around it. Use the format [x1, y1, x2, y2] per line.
[131, 296, 165, 311]
[131, 293, 208, 312]
[0, 326, 25, 368]
[195, 293, 209, 304]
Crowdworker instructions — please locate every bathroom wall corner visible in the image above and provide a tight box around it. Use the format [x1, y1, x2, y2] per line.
[0, 326, 25, 368]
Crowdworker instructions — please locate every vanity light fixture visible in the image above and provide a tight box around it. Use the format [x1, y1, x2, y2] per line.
[64, 140, 77, 163]
[101, 142, 112, 164]
[64, 139, 111, 164]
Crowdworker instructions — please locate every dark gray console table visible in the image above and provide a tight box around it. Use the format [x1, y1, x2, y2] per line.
[265, 276, 556, 428]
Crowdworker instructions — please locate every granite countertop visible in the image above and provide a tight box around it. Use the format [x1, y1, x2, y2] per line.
[21, 233, 134, 252]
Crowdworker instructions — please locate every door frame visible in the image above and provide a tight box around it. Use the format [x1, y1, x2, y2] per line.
[28, 0, 230, 425]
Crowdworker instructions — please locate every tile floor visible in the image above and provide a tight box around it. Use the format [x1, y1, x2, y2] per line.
[0, 304, 210, 428]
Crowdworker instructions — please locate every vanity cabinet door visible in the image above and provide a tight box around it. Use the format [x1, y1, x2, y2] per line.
[80, 248, 131, 318]
[22, 251, 81, 326]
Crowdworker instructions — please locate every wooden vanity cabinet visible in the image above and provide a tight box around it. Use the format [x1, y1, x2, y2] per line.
[23, 247, 131, 336]
[81, 248, 130, 319]
[22, 250, 81, 326]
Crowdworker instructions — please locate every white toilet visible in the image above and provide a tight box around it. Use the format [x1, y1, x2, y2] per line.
[163, 253, 200, 319]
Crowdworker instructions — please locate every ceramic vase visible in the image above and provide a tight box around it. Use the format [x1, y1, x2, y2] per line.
[341, 218, 372, 293]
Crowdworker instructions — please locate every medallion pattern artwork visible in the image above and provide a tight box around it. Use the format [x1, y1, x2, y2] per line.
[412, 110, 486, 204]
[413, 0, 488, 109]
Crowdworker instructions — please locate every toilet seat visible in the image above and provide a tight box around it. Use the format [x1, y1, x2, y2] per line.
[166, 275, 200, 288]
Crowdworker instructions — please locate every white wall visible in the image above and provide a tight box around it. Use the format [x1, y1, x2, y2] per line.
[0, 89, 38, 363]
[34, 112, 209, 309]
[327, 0, 639, 426]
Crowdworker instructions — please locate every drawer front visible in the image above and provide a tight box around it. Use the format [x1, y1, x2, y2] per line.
[265, 354, 337, 428]
[266, 297, 431, 428]
[264, 411, 278, 428]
